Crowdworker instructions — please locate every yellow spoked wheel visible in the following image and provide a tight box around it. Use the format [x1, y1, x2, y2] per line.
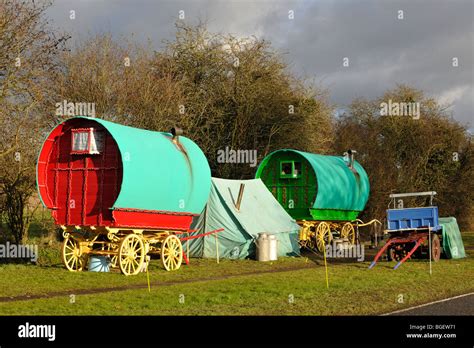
[161, 235, 183, 271]
[340, 222, 356, 244]
[118, 234, 145, 276]
[315, 222, 332, 252]
[62, 237, 86, 272]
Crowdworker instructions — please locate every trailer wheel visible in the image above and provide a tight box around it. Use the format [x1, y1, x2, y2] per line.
[118, 234, 145, 276]
[161, 235, 183, 271]
[340, 223, 355, 244]
[315, 222, 332, 253]
[386, 246, 397, 261]
[431, 234, 441, 262]
[62, 237, 86, 272]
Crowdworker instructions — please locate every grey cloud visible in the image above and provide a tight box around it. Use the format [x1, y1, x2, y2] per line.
[45, 0, 473, 129]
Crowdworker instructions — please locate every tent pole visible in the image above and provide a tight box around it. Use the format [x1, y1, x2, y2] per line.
[322, 238, 329, 289]
[215, 233, 219, 264]
[235, 183, 245, 211]
[428, 225, 432, 275]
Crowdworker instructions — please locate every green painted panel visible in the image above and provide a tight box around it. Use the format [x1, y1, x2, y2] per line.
[256, 149, 370, 221]
[74, 117, 211, 215]
[256, 152, 317, 220]
[310, 209, 359, 221]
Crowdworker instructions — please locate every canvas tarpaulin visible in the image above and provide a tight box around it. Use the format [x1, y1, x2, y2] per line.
[439, 217, 466, 259]
[188, 178, 301, 259]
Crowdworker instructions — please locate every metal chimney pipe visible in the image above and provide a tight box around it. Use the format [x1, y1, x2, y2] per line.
[171, 127, 183, 144]
[347, 149, 357, 169]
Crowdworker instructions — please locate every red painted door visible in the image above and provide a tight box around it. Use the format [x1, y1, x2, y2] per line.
[46, 120, 122, 227]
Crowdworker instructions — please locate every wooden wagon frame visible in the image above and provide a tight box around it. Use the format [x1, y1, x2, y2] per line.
[60, 225, 224, 276]
[297, 219, 381, 252]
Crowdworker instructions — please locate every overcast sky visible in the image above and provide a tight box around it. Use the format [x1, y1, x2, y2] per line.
[46, 0, 474, 130]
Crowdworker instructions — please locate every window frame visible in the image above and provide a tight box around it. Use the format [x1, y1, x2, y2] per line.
[70, 128, 102, 155]
[293, 161, 302, 178]
[279, 160, 301, 179]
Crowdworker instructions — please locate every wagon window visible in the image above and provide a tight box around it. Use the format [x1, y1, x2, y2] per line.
[72, 130, 89, 153]
[89, 130, 104, 154]
[280, 160, 301, 179]
[71, 128, 103, 154]
[279, 161, 293, 178]
[293, 162, 302, 177]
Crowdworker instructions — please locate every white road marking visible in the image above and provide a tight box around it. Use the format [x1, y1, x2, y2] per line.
[381, 292, 474, 316]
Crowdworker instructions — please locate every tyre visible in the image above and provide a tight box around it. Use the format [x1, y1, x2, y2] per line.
[430, 234, 441, 262]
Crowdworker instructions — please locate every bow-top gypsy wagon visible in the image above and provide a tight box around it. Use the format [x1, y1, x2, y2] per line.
[256, 149, 380, 252]
[36, 117, 212, 275]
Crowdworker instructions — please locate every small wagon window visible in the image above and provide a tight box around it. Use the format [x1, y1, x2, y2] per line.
[281, 161, 292, 177]
[280, 161, 302, 179]
[293, 162, 302, 177]
[71, 128, 103, 154]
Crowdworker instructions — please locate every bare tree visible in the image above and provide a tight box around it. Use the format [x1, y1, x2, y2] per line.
[54, 22, 334, 179]
[0, 0, 68, 243]
[334, 85, 474, 230]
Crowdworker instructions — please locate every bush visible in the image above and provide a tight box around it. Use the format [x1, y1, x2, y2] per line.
[36, 242, 62, 267]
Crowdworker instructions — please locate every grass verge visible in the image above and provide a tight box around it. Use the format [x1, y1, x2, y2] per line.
[0, 233, 472, 315]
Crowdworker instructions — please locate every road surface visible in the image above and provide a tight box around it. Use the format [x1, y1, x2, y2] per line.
[385, 293, 474, 315]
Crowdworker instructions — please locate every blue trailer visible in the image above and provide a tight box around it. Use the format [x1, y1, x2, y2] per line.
[369, 192, 442, 269]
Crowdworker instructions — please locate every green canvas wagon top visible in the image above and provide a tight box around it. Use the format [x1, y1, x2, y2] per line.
[255, 149, 370, 221]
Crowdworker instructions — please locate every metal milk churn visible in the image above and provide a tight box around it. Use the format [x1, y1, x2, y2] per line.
[256, 233, 270, 261]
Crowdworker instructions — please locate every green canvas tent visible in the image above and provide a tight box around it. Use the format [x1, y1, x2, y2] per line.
[188, 178, 301, 259]
[439, 217, 466, 259]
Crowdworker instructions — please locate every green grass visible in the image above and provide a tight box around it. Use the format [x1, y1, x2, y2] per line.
[0, 233, 472, 315]
[0, 256, 305, 298]
[461, 231, 474, 247]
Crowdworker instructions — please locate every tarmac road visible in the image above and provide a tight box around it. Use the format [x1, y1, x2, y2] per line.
[385, 293, 474, 315]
